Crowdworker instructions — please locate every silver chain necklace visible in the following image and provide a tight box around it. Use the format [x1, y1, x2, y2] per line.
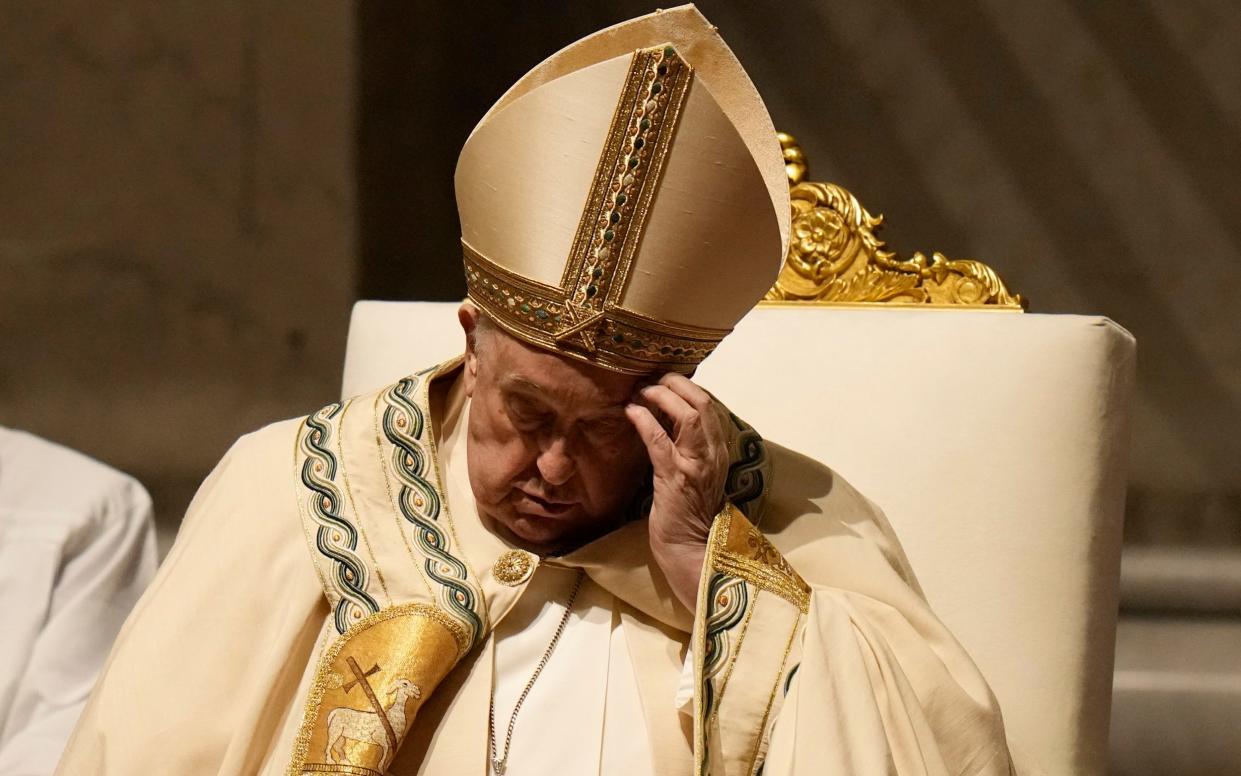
[488, 569, 585, 775]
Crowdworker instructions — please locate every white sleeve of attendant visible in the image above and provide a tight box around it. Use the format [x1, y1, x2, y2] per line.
[0, 474, 156, 776]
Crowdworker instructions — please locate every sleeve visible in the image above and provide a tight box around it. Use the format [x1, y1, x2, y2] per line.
[689, 504, 1016, 776]
[54, 424, 326, 776]
[760, 587, 1015, 776]
[0, 475, 156, 776]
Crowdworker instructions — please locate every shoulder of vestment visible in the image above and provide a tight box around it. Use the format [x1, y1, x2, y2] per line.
[754, 439, 923, 594]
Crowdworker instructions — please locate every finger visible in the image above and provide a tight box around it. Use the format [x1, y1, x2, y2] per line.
[641, 380, 730, 454]
[658, 372, 713, 414]
[624, 403, 677, 470]
[636, 384, 703, 445]
[661, 376, 730, 454]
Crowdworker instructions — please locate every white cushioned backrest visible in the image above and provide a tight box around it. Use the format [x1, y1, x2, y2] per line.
[342, 301, 1135, 776]
[342, 302, 470, 395]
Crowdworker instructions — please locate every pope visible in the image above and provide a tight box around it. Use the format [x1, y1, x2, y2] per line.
[58, 6, 1019, 775]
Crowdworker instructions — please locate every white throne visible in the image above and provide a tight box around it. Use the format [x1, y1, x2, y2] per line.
[341, 138, 1135, 776]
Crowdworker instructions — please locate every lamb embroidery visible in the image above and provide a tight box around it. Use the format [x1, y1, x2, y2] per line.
[325, 656, 422, 768]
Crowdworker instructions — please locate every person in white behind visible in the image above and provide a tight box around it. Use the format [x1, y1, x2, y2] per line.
[0, 427, 156, 776]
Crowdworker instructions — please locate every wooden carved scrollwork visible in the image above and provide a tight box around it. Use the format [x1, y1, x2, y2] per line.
[764, 133, 1025, 309]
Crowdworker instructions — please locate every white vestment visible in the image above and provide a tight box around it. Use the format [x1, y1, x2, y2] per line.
[0, 428, 156, 776]
[490, 569, 660, 775]
[442, 398, 659, 776]
[57, 361, 1017, 775]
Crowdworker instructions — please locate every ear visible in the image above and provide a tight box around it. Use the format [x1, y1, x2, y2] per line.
[458, 301, 482, 398]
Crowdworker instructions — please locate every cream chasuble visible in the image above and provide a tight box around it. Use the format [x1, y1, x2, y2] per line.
[57, 359, 1016, 775]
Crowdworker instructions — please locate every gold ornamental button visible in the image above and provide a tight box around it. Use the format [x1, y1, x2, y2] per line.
[493, 550, 538, 586]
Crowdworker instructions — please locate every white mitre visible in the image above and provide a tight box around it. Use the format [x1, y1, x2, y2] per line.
[456, 4, 791, 374]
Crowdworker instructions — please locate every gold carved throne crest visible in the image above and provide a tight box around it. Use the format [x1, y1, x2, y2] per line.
[764, 133, 1025, 309]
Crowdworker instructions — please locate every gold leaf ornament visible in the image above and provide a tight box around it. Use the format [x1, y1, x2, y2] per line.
[765, 133, 1025, 309]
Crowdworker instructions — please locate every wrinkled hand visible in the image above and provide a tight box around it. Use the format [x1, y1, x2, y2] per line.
[625, 373, 730, 612]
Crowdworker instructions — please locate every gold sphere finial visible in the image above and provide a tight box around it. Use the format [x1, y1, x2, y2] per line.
[777, 132, 806, 185]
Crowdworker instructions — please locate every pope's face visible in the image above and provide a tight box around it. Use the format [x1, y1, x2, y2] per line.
[460, 307, 651, 555]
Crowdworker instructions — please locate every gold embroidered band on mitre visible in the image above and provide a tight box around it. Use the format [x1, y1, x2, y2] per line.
[463, 44, 731, 375]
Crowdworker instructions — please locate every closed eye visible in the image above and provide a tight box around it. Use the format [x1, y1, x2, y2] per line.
[505, 394, 553, 429]
[579, 416, 630, 442]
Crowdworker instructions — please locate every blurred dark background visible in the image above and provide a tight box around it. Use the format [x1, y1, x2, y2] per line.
[2, 2, 1239, 773]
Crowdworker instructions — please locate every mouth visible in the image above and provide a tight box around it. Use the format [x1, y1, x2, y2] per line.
[512, 489, 576, 518]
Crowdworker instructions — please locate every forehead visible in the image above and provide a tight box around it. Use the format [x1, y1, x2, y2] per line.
[481, 328, 642, 409]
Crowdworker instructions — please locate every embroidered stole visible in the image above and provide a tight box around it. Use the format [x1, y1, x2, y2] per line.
[288, 358, 805, 776]
[288, 360, 499, 775]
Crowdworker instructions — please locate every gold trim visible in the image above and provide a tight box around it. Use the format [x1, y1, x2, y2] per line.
[560, 46, 693, 316]
[746, 611, 801, 775]
[465, 243, 728, 374]
[711, 504, 810, 613]
[692, 526, 711, 776]
[299, 765, 385, 776]
[713, 551, 810, 614]
[693, 503, 810, 774]
[599, 49, 692, 311]
[764, 132, 1026, 309]
[759, 300, 1020, 312]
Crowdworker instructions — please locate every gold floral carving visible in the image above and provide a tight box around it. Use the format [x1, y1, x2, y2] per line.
[764, 133, 1026, 309]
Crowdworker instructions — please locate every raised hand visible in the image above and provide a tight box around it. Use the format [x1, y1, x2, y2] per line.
[625, 373, 731, 612]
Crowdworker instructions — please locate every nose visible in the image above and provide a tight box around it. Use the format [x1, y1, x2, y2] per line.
[535, 436, 575, 487]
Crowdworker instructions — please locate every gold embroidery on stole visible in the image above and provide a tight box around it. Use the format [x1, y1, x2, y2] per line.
[287, 604, 468, 776]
